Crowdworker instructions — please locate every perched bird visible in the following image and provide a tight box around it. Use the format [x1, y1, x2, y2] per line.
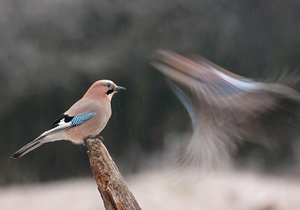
[11, 80, 126, 159]
[151, 50, 300, 169]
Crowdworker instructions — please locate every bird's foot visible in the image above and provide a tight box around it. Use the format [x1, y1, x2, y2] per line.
[95, 134, 104, 142]
[83, 135, 104, 146]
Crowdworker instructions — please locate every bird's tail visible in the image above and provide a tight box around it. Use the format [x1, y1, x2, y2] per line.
[10, 139, 45, 159]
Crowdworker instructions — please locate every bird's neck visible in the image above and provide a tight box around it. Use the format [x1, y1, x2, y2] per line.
[84, 91, 112, 102]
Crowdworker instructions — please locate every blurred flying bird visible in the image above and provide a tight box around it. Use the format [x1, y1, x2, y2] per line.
[151, 50, 300, 169]
[11, 80, 126, 159]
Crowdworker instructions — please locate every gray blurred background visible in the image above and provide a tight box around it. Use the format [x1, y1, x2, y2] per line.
[1, 0, 300, 185]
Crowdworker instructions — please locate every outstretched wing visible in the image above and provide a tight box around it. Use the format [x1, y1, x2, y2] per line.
[151, 50, 300, 170]
[151, 50, 300, 121]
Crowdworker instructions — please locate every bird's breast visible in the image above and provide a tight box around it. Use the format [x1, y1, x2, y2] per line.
[66, 103, 112, 144]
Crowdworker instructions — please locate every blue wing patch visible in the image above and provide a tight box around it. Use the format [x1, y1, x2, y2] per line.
[71, 112, 96, 126]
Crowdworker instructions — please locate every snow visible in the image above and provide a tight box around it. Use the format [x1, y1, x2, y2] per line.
[1, 169, 300, 210]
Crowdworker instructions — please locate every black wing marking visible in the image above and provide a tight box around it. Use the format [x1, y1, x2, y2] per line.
[49, 114, 74, 129]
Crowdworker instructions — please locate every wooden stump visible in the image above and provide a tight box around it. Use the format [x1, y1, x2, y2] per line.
[85, 136, 142, 210]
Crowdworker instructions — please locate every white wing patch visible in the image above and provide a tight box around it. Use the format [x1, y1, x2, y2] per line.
[34, 119, 72, 141]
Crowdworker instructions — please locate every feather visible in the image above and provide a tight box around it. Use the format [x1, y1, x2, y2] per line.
[10, 112, 96, 159]
[151, 50, 300, 170]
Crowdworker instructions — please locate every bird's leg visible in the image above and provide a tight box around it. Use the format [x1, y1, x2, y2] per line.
[84, 135, 93, 147]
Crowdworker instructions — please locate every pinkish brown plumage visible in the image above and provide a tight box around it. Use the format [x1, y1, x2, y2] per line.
[11, 80, 126, 159]
[152, 50, 300, 169]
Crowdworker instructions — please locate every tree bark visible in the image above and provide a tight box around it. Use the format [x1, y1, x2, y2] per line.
[85, 135, 142, 210]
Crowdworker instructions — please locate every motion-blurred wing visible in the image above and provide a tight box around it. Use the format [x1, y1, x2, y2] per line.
[152, 50, 300, 119]
[151, 50, 300, 169]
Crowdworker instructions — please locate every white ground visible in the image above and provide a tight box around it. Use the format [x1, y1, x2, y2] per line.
[1, 169, 300, 210]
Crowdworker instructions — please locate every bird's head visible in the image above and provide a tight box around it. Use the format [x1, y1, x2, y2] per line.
[84, 80, 126, 100]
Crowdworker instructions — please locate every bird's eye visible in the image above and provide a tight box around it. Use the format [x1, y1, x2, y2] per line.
[105, 83, 111, 88]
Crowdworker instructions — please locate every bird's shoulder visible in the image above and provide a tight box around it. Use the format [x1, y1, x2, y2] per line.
[49, 112, 97, 129]
[49, 98, 109, 129]
[67, 98, 109, 115]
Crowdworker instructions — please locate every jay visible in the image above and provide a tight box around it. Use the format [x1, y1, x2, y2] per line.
[11, 80, 126, 159]
[152, 50, 300, 169]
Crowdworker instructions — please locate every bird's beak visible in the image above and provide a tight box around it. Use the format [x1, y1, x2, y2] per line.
[114, 86, 126, 92]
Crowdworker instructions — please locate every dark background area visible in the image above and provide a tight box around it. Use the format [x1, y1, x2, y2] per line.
[1, 0, 300, 184]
